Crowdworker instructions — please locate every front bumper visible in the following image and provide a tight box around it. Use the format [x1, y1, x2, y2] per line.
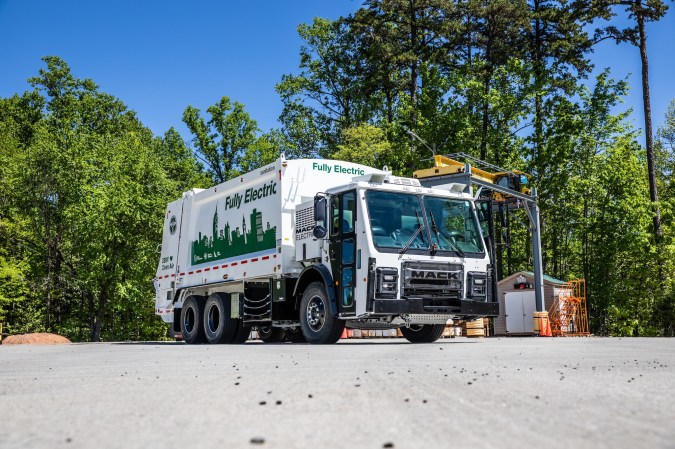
[371, 298, 499, 317]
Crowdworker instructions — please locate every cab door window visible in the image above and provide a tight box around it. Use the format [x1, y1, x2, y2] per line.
[330, 195, 340, 236]
[342, 192, 355, 234]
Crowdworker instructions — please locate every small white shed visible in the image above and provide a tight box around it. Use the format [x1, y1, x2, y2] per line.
[494, 271, 566, 336]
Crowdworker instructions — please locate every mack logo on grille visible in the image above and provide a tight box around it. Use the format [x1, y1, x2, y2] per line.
[411, 270, 459, 280]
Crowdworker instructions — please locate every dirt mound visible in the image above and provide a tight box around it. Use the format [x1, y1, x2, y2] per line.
[2, 333, 71, 345]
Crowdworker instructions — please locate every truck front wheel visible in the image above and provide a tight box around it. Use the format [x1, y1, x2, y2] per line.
[181, 295, 206, 344]
[400, 324, 445, 343]
[299, 282, 344, 344]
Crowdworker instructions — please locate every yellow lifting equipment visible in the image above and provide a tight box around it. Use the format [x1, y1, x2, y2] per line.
[413, 153, 545, 313]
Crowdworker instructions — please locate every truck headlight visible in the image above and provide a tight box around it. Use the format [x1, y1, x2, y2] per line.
[376, 267, 398, 298]
[467, 272, 487, 300]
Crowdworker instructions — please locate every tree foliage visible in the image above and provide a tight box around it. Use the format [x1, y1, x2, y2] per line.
[1, 1, 673, 339]
[592, 0, 670, 242]
[333, 124, 393, 167]
[0, 57, 205, 341]
[182, 96, 259, 183]
[277, 1, 673, 334]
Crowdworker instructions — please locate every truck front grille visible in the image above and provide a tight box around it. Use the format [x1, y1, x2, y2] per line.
[402, 262, 463, 300]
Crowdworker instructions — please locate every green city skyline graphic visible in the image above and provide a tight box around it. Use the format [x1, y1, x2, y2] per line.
[191, 206, 276, 266]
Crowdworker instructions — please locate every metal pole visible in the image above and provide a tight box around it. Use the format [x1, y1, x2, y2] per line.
[530, 187, 545, 312]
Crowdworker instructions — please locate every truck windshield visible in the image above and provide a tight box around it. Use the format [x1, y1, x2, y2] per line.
[365, 191, 428, 250]
[423, 196, 484, 254]
[364, 190, 484, 255]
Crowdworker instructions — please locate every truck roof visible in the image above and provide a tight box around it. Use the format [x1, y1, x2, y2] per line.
[177, 158, 473, 202]
[326, 178, 473, 200]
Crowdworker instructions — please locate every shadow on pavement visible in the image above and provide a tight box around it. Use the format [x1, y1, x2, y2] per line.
[110, 339, 479, 346]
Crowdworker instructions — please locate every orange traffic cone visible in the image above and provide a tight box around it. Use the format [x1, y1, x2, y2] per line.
[539, 315, 552, 337]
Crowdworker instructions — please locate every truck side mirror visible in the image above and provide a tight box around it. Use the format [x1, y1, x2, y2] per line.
[313, 196, 327, 239]
[314, 196, 326, 221]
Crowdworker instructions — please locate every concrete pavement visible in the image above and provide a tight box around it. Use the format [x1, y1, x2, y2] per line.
[0, 337, 673, 449]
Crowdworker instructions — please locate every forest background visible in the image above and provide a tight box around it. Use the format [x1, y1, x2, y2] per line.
[1, 0, 674, 341]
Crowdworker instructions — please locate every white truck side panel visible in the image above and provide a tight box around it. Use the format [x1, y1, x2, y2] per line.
[156, 158, 386, 320]
[178, 163, 282, 291]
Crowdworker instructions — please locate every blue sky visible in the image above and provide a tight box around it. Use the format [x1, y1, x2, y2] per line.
[1, 1, 673, 144]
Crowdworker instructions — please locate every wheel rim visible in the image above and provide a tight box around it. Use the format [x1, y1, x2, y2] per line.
[408, 324, 424, 332]
[184, 306, 195, 333]
[207, 304, 220, 333]
[306, 296, 326, 332]
[258, 327, 272, 338]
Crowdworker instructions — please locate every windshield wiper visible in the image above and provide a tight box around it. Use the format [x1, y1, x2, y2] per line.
[429, 210, 465, 257]
[399, 211, 424, 255]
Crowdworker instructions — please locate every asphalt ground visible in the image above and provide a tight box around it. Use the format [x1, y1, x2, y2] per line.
[1, 337, 673, 449]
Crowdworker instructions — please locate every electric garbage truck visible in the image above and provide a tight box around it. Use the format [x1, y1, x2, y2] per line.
[154, 157, 498, 344]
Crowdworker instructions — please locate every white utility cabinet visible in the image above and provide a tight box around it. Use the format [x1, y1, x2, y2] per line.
[504, 291, 536, 334]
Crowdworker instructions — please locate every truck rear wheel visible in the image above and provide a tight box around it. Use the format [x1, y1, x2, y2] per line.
[181, 295, 206, 344]
[204, 293, 238, 344]
[257, 326, 286, 343]
[299, 282, 344, 344]
[400, 324, 445, 343]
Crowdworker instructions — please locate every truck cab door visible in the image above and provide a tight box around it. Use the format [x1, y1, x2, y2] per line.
[329, 191, 357, 315]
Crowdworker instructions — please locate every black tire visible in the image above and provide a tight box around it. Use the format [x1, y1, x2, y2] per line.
[230, 321, 251, 344]
[257, 326, 286, 343]
[400, 324, 445, 343]
[181, 295, 206, 344]
[285, 327, 306, 343]
[299, 282, 345, 344]
[203, 293, 238, 344]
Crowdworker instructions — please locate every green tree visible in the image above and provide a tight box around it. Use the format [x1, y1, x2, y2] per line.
[534, 71, 667, 335]
[157, 127, 210, 191]
[0, 56, 202, 341]
[523, 0, 594, 164]
[182, 96, 259, 183]
[462, 0, 530, 161]
[277, 18, 373, 155]
[240, 130, 286, 173]
[655, 99, 675, 335]
[0, 116, 33, 329]
[65, 132, 176, 341]
[277, 101, 324, 159]
[331, 124, 392, 167]
[353, 0, 458, 159]
[656, 99, 675, 175]
[593, 0, 670, 241]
